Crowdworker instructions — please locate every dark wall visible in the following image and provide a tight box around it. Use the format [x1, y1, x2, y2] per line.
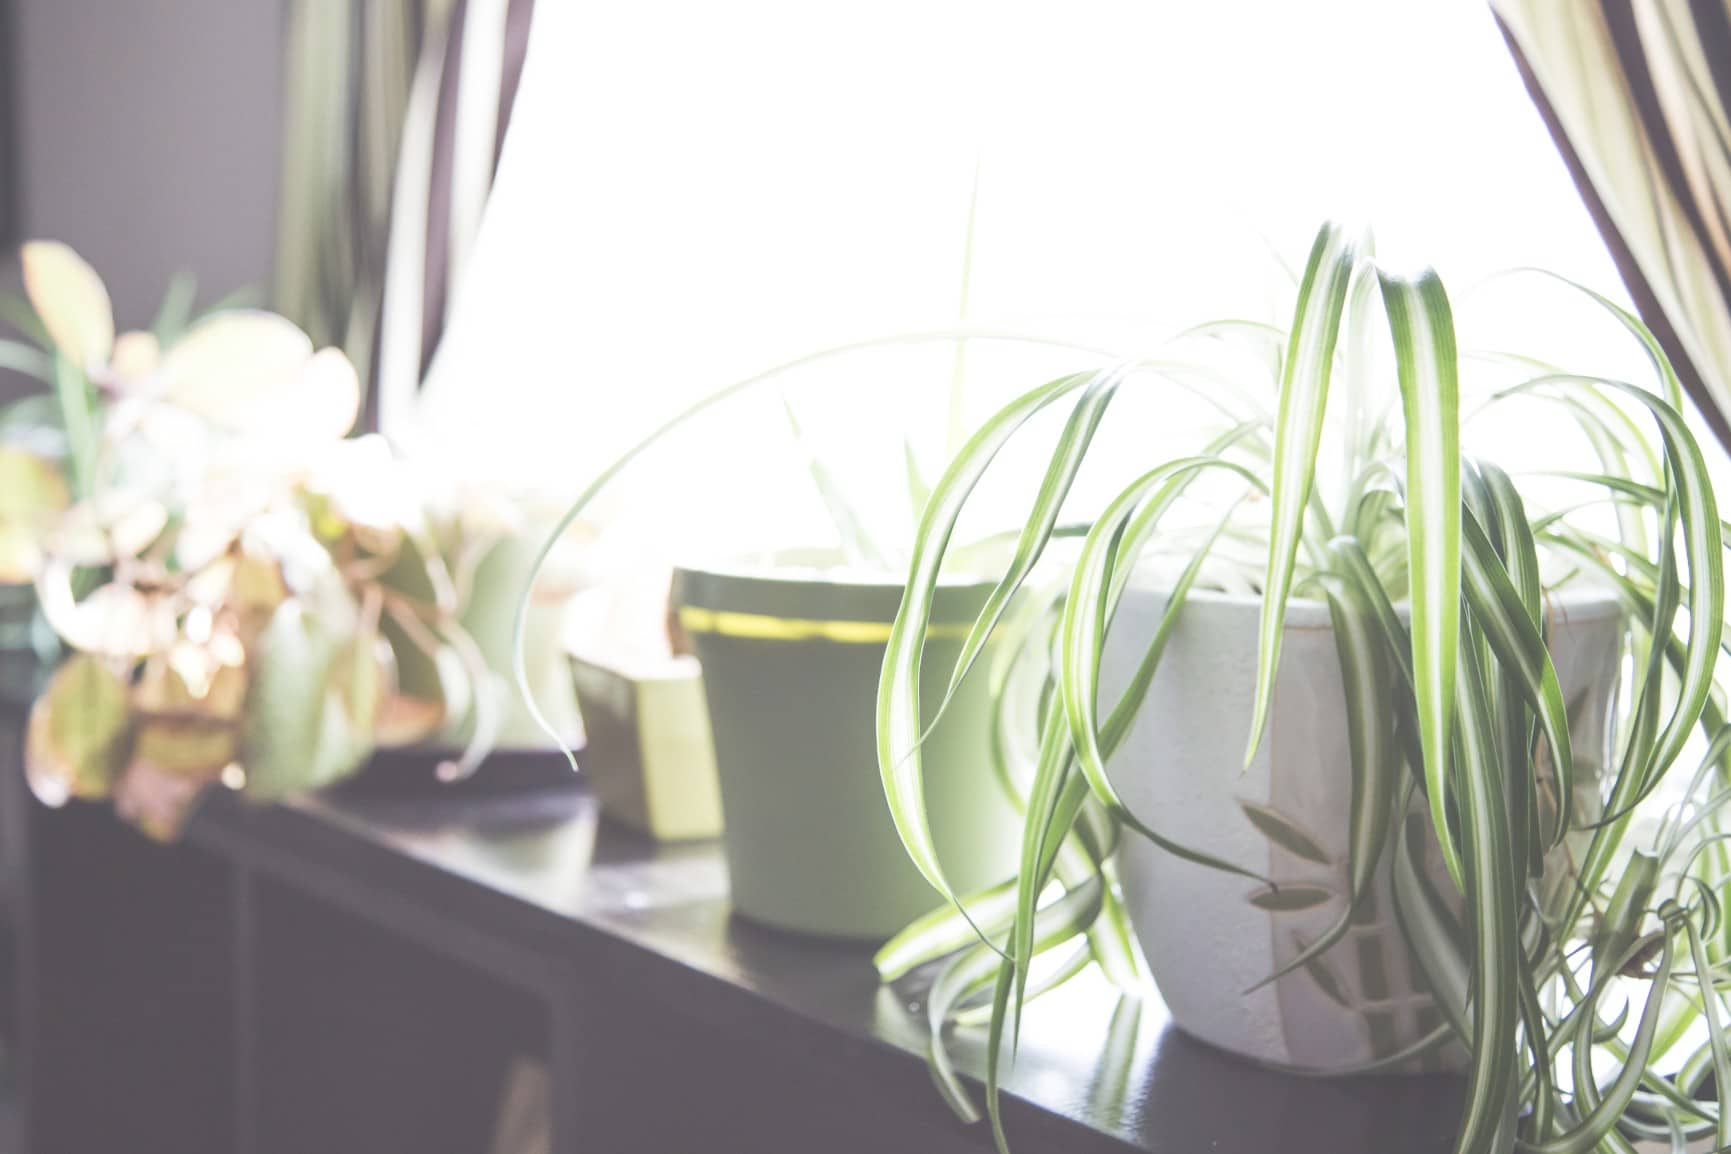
[10, 0, 283, 328]
[0, 0, 16, 251]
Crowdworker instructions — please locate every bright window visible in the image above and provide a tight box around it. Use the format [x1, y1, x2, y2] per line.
[407, 1, 1674, 554]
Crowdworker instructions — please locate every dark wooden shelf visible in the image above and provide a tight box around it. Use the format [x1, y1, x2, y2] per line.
[1, 649, 1463, 1152]
[194, 784, 1460, 1153]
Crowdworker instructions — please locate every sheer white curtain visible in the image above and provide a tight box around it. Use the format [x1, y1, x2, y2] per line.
[406, 0, 1635, 514]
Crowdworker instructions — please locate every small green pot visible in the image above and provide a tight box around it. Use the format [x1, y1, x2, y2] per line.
[672, 562, 1020, 940]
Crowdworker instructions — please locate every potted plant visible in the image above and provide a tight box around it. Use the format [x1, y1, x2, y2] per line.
[327, 470, 591, 793]
[517, 331, 1117, 939]
[7, 241, 494, 834]
[873, 221, 1731, 1154]
[670, 549, 1019, 938]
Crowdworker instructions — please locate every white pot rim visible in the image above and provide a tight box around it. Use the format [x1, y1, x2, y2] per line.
[1124, 576, 1625, 630]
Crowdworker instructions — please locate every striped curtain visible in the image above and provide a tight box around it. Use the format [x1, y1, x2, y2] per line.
[1495, 0, 1731, 451]
[274, 1, 439, 394]
[373, 0, 538, 435]
[273, 0, 537, 431]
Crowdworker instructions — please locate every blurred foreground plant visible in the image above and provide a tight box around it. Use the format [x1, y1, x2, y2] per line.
[6, 243, 496, 837]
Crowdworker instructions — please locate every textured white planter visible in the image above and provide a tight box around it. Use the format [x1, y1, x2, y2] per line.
[1100, 582, 1623, 1073]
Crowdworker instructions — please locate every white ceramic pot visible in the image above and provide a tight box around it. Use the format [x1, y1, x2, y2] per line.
[1100, 582, 1623, 1073]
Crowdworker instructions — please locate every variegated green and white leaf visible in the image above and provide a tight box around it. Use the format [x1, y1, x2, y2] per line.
[1459, 509, 1574, 844]
[1380, 267, 1462, 888]
[1450, 635, 1521, 1154]
[924, 874, 1104, 1125]
[875, 877, 1022, 983]
[943, 370, 1122, 704]
[1248, 222, 1365, 765]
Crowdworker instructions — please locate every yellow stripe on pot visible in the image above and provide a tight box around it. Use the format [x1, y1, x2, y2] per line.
[676, 605, 972, 644]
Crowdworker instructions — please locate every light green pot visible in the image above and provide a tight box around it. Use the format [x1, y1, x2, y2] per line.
[672, 563, 1020, 941]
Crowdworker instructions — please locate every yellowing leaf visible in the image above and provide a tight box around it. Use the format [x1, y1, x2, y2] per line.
[0, 448, 70, 520]
[0, 522, 43, 583]
[24, 653, 131, 806]
[137, 659, 248, 721]
[23, 701, 64, 803]
[125, 664, 250, 788]
[20, 240, 115, 370]
[157, 309, 359, 445]
[285, 346, 361, 441]
[47, 655, 130, 762]
[158, 311, 312, 426]
[193, 346, 360, 446]
[230, 553, 288, 618]
[108, 329, 161, 386]
[132, 720, 238, 778]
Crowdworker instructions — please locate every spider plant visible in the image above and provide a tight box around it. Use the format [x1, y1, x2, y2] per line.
[874, 220, 1731, 1154]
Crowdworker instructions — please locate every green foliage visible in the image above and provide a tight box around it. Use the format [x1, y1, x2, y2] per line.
[507, 220, 1731, 1154]
[874, 221, 1731, 1154]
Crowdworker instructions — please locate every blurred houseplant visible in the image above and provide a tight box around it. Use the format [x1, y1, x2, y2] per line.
[669, 548, 1018, 939]
[874, 221, 1731, 1154]
[0, 416, 67, 653]
[5, 241, 498, 837]
[439, 492, 585, 756]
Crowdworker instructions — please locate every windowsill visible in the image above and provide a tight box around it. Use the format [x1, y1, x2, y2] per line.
[183, 778, 1464, 1153]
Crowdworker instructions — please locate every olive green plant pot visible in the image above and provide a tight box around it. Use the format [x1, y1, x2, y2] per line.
[672, 563, 1020, 941]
